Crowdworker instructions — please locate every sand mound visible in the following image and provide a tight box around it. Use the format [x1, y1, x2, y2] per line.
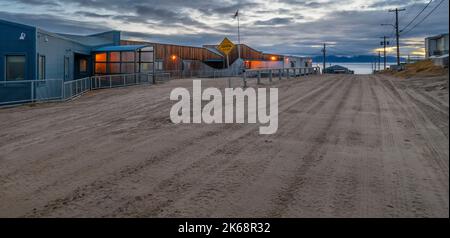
[385, 60, 448, 78]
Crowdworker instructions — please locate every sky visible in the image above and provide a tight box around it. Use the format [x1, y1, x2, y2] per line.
[0, 0, 448, 57]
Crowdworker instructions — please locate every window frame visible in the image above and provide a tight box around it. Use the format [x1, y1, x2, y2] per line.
[93, 47, 154, 75]
[38, 54, 46, 80]
[64, 56, 70, 81]
[79, 58, 88, 73]
[5, 54, 27, 81]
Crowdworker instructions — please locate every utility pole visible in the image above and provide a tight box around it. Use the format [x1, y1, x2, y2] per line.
[234, 10, 241, 61]
[380, 36, 389, 70]
[389, 8, 405, 66]
[322, 43, 326, 74]
[237, 12, 241, 61]
[378, 51, 382, 71]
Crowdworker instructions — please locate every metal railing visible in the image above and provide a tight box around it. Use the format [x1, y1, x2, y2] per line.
[91, 73, 154, 90]
[162, 70, 238, 79]
[1, 67, 318, 106]
[239, 67, 320, 87]
[1, 72, 172, 107]
[1, 79, 63, 106]
[63, 77, 91, 100]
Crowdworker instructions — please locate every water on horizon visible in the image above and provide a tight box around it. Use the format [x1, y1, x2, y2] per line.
[313, 62, 387, 74]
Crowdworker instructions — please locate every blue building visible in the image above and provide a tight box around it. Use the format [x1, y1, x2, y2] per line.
[0, 19, 154, 105]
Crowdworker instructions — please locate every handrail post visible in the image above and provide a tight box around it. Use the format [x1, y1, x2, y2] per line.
[278, 69, 282, 80]
[61, 79, 65, 100]
[242, 72, 247, 88]
[287, 69, 290, 79]
[109, 76, 112, 88]
[257, 70, 261, 85]
[31, 81, 34, 103]
[269, 70, 273, 83]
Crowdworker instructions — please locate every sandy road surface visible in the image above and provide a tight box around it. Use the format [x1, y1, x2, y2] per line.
[0, 74, 448, 217]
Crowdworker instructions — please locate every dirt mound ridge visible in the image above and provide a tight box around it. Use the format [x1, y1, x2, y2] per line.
[388, 60, 448, 78]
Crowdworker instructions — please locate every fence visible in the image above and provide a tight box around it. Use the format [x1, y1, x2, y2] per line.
[1, 79, 63, 106]
[1, 67, 318, 106]
[162, 70, 239, 79]
[1, 72, 170, 106]
[239, 67, 320, 87]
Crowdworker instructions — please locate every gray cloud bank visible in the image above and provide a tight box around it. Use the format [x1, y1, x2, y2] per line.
[0, 0, 448, 56]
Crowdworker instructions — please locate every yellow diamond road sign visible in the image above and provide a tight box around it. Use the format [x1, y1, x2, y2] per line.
[218, 37, 235, 55]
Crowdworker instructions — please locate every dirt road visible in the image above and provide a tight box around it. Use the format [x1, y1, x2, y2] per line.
[0, 74, 448, 217]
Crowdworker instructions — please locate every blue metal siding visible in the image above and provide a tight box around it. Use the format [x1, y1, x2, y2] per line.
[0, 20, 37, 104]
[0, 20, 37, 81]
[36, 31, 91, 81]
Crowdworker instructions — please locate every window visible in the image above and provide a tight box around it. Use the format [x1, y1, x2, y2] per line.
[95, 63, 107, 74]
[140, 52, 153, 62]
[95, 53, 107, 62]
[139, 49, 154, 73]
[121, 52, 135, 62]
[109, 52, 120, 62]
[79, 59, 88, 73]
[155, 61, 163, 70]
[38, 55, 46, 80]
[121, 63, 135, 73]
[6, 55, 26, 81]
[140, 63, 153, 72]
[109, 63, 121, 74]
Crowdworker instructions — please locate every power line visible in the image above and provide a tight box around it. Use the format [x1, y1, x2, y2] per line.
[402, 0, 420, 20]
[401, 0, 445, 36]
[387, 14, 397, 38]
[400, 0, 433, 32]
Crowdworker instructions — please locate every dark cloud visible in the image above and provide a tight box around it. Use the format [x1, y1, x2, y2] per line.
[74, 11, 113, 18]
[0, 0, 448, 56]
[254, 17, 296, 26]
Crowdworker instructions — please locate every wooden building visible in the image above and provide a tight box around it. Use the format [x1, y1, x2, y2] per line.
[122, 39, 310, 71]
[121, 40, 223, 71]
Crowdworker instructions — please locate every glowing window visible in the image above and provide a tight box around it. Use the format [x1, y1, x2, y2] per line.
[109, 52, 120, 62]
[95, 53, 107, 62]
[95, 63, 106, 74]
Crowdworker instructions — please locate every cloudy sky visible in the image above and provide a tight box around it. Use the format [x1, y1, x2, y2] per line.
[0, 0, 448, 56]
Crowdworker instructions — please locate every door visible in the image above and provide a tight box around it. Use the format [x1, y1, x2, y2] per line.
[74, 53, 91, 80]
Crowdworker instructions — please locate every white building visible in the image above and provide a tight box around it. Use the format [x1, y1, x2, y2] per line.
[425, 33, 449, 58]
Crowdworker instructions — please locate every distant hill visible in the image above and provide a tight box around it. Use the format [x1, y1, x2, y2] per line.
[311, 55, 404, 63]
